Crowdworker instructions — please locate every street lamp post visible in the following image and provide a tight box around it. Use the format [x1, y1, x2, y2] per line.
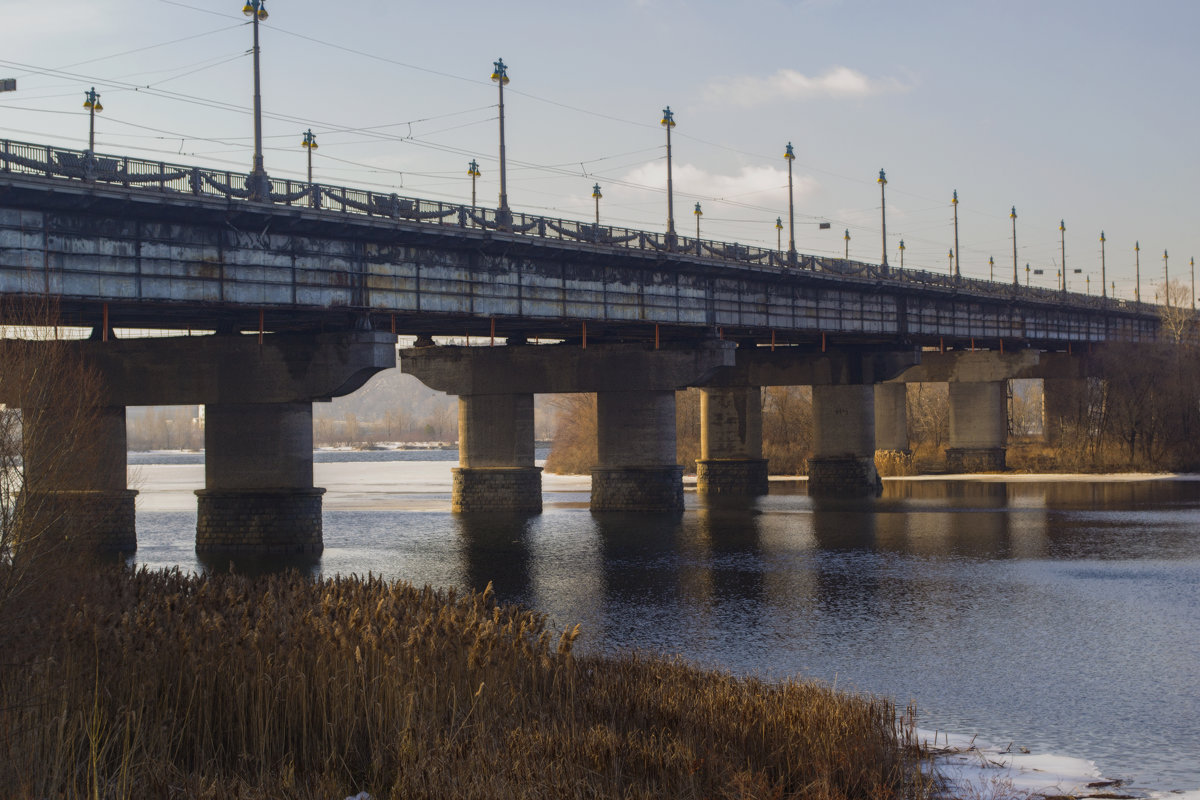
[592, 183, 602, 228]
[844, 229, 850, 259]
[1164, 250, 1170, 306]
[948, 249, 954, 274]
[693, 202, 702, 243]
[879, 169, 889, 271]
[662, 106, 677, 245]
[82, 87, 102, 155]
[989, 256, 994, 282]
[491, 59, 511, 228]
[467, 159, 480, 207]
[1010, 206, 1018, 286]
[1135, 241, 1141, 303]
[951, 190, 960, 278]
[301, 129, 317, 184]
[243, 0, 270, 202]
[1099, 231, 1107, 299]
[899, 239, 905, 269]
[1059, 220, 1067, 292]
[784, 143, 797, 264]
[775, 217, 783, 252]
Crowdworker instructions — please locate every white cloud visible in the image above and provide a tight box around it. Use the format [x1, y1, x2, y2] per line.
[704, 66, 907, 107]
[619, 160, 816, 208]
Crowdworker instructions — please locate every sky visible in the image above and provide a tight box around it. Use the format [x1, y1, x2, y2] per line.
[2, 0, 1198, 301]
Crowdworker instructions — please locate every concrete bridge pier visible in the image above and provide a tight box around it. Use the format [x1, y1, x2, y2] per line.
[946, 381, 1008, 472]
[809, 384, 881, 497]
[873, 382, 910, 454]
[46, 330, 397, 556]
[21, 404, 136, 553]
[402, 340, 734, 515]
[454, 393, 541, 512]
[593, 389, 684, 512]
[695, 386, 768, 499]
[196, 402, 325, 555]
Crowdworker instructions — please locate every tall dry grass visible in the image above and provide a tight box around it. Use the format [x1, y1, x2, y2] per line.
[0, 566, 932, 799]
[874, 451, 918, 478]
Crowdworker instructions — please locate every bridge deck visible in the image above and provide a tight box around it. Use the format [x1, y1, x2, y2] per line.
[0, 138, 1162, 347]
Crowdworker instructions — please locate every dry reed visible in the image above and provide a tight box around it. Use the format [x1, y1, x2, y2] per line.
[874, 451, 918, 478]
[0, 566, 933, 799]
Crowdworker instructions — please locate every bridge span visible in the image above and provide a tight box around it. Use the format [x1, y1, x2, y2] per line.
[0, 139, 1172, 556]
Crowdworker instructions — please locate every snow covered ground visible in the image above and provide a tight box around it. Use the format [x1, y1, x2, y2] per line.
[923, 730, 1200, 799]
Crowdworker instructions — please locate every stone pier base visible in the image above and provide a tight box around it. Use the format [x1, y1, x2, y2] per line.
[21, 489, 138, 553]
[452, 467, 543, 513]
[591, 466, 684, 512]
[195, 488, 325, 555]
[696, 459, 769, 498]
[945, 447, 1006, 473]
[806, 457, 882, 498]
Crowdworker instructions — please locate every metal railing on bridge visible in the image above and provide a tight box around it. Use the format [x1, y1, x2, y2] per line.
[0, 138, 1147, 313]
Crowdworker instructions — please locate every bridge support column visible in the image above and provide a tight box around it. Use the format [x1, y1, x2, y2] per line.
[946, 381, 1007, 472]
[593, 390, 683, 512]
[454, 394, 541, 512]
[809, 384, 881, 497]
[22, 405, 136, 553]
[696, 386, 768, 499]
[874, 382, 909, 453]
[196, 402, 324, 555]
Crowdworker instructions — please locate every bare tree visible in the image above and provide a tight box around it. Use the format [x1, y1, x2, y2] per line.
[543, 393, 597, 475]
[0, 297, 108, 613]
[762, 385, 813, 474]
[906, 383, 948, 451]
[675, 388, 701, 473]
[1157, 280, 1197, 344]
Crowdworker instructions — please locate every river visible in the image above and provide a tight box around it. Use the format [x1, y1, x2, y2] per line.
[130, 450, 1200, 795]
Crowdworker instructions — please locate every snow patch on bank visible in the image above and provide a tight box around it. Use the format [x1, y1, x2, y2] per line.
[923, 730, 1200, 799]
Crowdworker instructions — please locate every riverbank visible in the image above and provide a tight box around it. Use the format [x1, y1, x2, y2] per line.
[0, 564, 929, 799]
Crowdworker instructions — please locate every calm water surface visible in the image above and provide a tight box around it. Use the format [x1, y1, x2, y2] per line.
[131, 452, 1200, 793]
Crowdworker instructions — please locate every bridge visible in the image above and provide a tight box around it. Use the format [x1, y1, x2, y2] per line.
[0, 138, 1168, 555]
